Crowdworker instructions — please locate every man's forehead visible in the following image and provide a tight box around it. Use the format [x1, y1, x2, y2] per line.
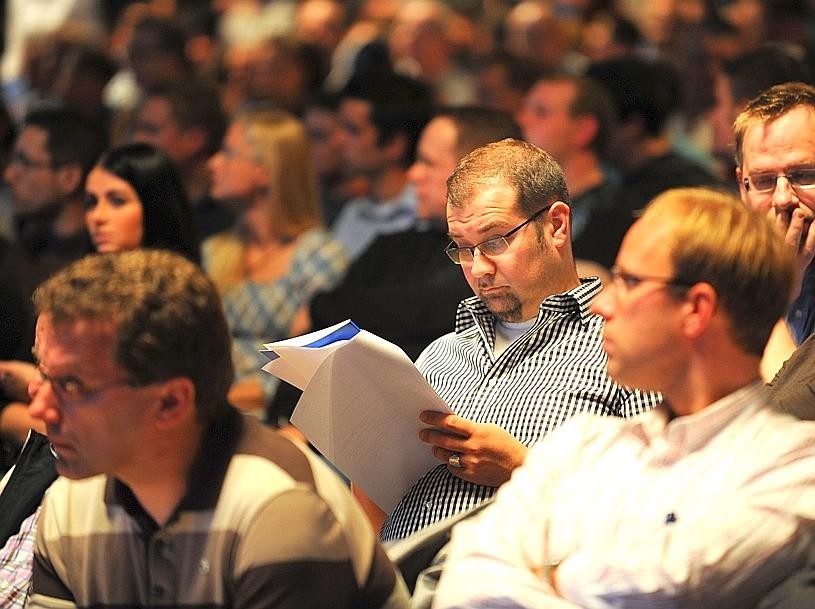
[35, 315, 118, 354]
[447, 182, 521, 225]
[530, 79, 575, 103]
[618, 217, 674, 270]
[420, 117, 458, 156]
[743, 106, 815, 155]
[141, 97, 174, 122]
[17, 125, 49, 151]
[340, 98, 372, 120]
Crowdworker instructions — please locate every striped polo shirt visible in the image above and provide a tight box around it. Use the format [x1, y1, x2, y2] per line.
[30, 408, 408, 609]
[380, 278, 660, 542]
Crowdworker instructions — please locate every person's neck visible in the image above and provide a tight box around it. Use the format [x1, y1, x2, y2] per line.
[370, 166, 408, 202]
[182, 161, 212, 205]
[562, 151, 605, 198]
[52, 198, 87, 239]
[118, 427, 204, 527]
[522, 265, 582, 320]
[624, 135, 672, 174]
[240, 200, 289, 245]
[663, 352, 761, 418]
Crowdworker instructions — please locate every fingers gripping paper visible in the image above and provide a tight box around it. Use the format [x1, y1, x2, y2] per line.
[261, 320, 452, 513]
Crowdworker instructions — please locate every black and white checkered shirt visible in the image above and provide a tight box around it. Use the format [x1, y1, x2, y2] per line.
[380, 277, 660, 542]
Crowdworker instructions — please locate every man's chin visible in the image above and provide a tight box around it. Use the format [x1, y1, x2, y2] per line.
[54, 459, 100, 480]
[479, 292, 522, 322]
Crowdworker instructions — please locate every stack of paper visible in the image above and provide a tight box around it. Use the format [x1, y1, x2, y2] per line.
[261, 320, 452, 513]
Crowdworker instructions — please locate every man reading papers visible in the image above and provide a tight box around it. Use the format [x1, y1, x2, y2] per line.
[379, 139, 659, 541]
[434, 188, 815, 608]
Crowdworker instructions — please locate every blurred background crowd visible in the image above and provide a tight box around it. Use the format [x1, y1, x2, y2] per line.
[1, 0, 814, 459]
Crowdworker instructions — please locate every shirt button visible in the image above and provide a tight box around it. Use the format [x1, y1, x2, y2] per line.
[424, 501, 433, 509]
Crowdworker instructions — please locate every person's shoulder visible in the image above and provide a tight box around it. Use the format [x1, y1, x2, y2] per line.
[230, 420, 317, 487]
[39, 475, 108, 537]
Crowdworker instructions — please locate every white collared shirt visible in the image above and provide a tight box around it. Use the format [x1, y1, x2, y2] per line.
[436, 382, 815, 609]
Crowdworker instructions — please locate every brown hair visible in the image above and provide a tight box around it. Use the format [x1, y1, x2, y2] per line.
[733, 81, 815, 166]
[447, 138, 569, 217]
[34, 250, 234, 423]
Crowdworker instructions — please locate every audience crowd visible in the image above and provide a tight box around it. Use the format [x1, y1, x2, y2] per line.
[0, 1, 814, 608]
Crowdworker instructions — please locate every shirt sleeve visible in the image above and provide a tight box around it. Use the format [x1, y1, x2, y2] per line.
[231, 486, 407, 609]
[434, 422, 588, 609]
[0, 508, 39, 609]
[27, 500, 76, 609]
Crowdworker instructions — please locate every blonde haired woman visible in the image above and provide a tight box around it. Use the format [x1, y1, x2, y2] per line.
[206, 108, 348, 417]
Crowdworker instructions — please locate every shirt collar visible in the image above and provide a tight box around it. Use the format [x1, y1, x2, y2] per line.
[105, 405, 245, 530]
[635, 380, 767, 449]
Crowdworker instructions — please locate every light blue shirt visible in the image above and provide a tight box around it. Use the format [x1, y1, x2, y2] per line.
[331, 183, 418, 262]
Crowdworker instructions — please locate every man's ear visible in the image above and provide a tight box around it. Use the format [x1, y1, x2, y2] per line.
[180, 125, 207, 158]
[573, 114, 599, 150]
[681, 282, 718, 339]
[55, 162, 83, 197]
[548, 201, 571, 248]
[154, 377, 196, 428]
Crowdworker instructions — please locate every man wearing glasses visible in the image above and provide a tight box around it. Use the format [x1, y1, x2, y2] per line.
[433, 187, 815, 609]
[23, 250, 408, 609]
[380, 139, 659, 542]
[734, 82, 815, 419]
[736, 82, 815, 348]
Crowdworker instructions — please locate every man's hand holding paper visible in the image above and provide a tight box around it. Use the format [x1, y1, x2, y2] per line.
[419, 411, 529, 487]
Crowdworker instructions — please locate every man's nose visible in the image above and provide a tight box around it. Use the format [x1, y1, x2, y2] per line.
[87, 204, 105, 223]
[772, 176, 799, 211]
[590, 283, 615, 320]
[28, 376, 62, 425]
[469, 248, 495, 277]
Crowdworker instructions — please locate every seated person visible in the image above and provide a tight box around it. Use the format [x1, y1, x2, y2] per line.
[378, 139, 659, 542]
[26, 250, 408, 608]
[434, 187, 815, 608]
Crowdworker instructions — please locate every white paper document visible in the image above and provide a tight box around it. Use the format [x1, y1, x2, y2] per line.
[261, 320, 452, 513]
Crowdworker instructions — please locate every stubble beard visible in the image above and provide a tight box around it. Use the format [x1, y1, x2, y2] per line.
[479, 290, 523, 322]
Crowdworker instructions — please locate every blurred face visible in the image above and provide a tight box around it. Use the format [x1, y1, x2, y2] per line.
[4, 126, 66, 215]
[408, 117, 458, 221]
[338, 98, 386, 176]
[304, 106, 343, 179]
[590, 217, 687, 392]
[709, 69, 736, 158]
[618, 0, 677, 46]
[738, 106, 815, 226]
[28, 314, 162, 480]
[131, 97, 190, 165]
[518, 80, 579, 164]
[84, 167, 144, 253]
[127, 27, 180, 90]
[208, 121, 267, 209]
[447, 180, 555, 322]
[476, 63, 524, 115]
